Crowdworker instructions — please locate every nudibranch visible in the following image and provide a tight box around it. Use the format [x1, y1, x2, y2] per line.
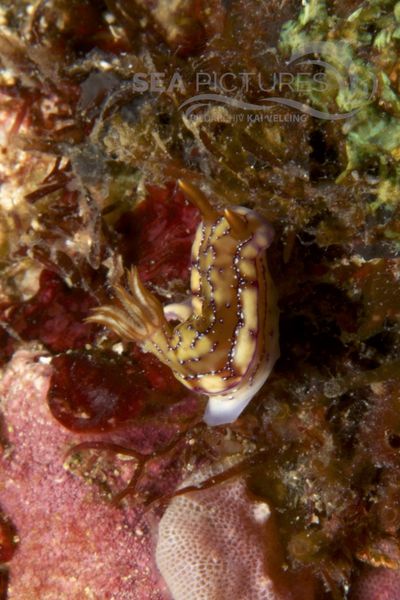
[88, 180, 279, 426]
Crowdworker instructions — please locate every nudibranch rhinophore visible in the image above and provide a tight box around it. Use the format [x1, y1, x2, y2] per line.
[88, 180, 279, 426]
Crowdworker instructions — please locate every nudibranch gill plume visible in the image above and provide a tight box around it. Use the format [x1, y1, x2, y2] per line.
[88, 181, 279, 426]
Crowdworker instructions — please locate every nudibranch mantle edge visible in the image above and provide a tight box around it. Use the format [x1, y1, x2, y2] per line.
[88, 180, 279, 426]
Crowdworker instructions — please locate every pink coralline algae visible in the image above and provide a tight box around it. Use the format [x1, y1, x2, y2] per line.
[350, 566, 400, 600]
[0, 350, 168, 600]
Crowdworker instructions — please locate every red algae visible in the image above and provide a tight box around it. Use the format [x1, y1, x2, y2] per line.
[0, 514, 16, 563]
[115, 183, 200, 285]
[2, 270, 97, 355]
[48, 347, 200, 439]
[48, 350, 148, 432]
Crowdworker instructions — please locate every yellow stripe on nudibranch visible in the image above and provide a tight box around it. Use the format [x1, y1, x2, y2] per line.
[87, 180, 280, 426]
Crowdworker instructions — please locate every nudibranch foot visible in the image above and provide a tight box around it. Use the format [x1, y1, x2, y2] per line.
[89, 180, 279, 426]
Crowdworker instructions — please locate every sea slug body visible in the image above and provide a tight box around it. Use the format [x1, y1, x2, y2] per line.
[88, 180, 279, 426]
